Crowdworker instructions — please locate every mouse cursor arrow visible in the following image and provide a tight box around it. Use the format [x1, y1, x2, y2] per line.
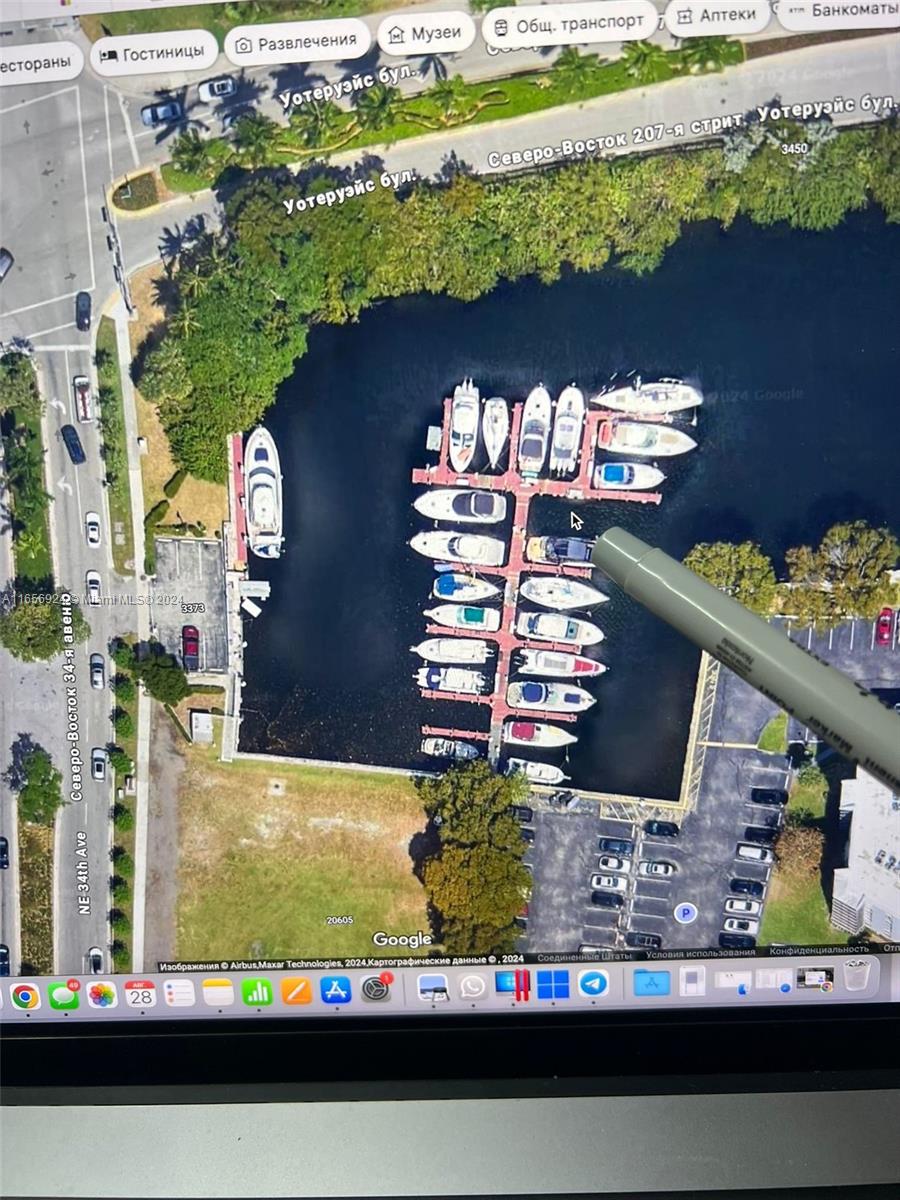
[570, 512, 584, 531]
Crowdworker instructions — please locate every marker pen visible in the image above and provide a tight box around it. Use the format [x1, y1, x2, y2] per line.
[591, 527, 900, 795]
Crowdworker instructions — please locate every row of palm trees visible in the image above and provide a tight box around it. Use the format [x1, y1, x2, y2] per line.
[552, 37, 735, 93]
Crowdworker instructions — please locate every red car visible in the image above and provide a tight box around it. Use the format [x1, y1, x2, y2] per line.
[876, 607, 895, 648]
[181, 624, 200, 671]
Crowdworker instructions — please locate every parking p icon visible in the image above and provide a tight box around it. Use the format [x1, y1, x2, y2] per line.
[673, 901, 698, 925]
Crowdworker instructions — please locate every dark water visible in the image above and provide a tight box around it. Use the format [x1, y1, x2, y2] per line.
[239, 210, 900, 798]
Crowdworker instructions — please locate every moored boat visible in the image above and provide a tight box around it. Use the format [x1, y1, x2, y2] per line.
[432, 573, 499, 602]
[506, 758, 569, 785]
[519, 649, 607, 678]
[598, 419, 697, 458]
[411, 637, 493, 664]
[414, 488, 506, 524]
[516, 611, 603, 646]
[507, 680, 596, 712]
[593, 462, 665, 491]
[424, 603, 501, 632]
[421, 737, 480, 761]
[517, 384, 552, 477]
[525, 535, 594, 566]
[416, 665, 487, 694]
[243, 427, 284, 559]
[410, 530, 506, 566]
[503, 720, 578, 748]
[482, 397, 510, 470]
[520, 576, 608, 610]
[449, 379, 480, 474]
[548, 384, 585, 475]
[592, 377, 703, 416]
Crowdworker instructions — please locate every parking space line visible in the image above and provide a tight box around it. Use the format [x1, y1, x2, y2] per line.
[849, 620, 855, 651]
[74, 87, 96, 293]
[0, 84, 76, 115]
[117, 91, 141, 168]
[3, 292, 82, 319]
[27, 322, 79, 342]
[870, 622, 876, 650]
[807, 626, 813, 649]
[103, 85, 115, 180]
[828, 627, 834, 651]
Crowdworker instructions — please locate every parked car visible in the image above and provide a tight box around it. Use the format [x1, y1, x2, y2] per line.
[198, 75, 236, 102]
[723, 917, 759, 935]
[72, 374, 92, 422]
[598, 854, 630, 874]
[737, 843, 774, 864]
[744, 826, 777, 845]
[724, 898, 761, 916]
[644, 819, 679, 838]
[754, 809, 784, 830]
[521, 827, 535, 844]
[0, 944, 9, 976]
[589, 873, 627, 892]
[0, 247, 13, 283]
[625, 931, 662, 950]
[510, 805, 534, 823]
[876, 606, 895, 647]
[86, 947, 103, 974]
[84, 511, 101, 547]
[85, 571, 101, 606]
[750, 787, 788, 806]
[719, 932, 756, 950]
[181, 624, 200, 672]
[61, 423, 86, 465]
[513, 915, 527, 930]
[590, 891, 624, 909]
[638, 860, 676, 877]
[90, 747, 107, 781]
[75, 290, 91, 331]
[0, 835, 8, 869]
[140, 98, 184, 127]
[598, 836, 634, 856]
[89, 653, 105, 690]
[578, 944, 604, 954]
[731, 878, 765, 898]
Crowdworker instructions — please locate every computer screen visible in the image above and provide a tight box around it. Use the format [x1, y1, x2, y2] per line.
[0, 0, 898, 1029]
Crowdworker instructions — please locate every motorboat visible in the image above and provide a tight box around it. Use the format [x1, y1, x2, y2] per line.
[432, 573, 500, 602]
[414, 488, 507, 524]
[507, 680, 596, 713]
[520, 576, 608, 610]
[411, 637, 493, 664]
[548, 384, 585, 475]
[424, 604, 501, 632]
[598, 419, 696, 457]
[416, 666, 487, 694]
[594, 462, 665, 490]
[482, 397, 509, 470]
[517, 384, 552, 477]
[243, 427, 284, 559]
[420, 737, 480, 761]
[503, 720, 578, 748]
[525, 536, 594, 566]
[516, 611, 603, 646]
[410, 531, 505, 566]
[592, 377, 703, 416]
[506, 758, 569, 785]
[519, 649, 607, 678]
[449, 378, 480, 473]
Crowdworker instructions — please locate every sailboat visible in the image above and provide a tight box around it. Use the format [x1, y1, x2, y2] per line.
[482, 397, 509, 470]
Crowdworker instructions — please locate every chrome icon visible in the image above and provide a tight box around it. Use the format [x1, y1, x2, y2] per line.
[11, 983, 41, 1010]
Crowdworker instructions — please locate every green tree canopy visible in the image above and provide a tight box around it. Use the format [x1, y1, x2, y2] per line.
[0, 593, 89, 661]
[0, 352, 42, 419]
[786, 520, 899, 626]
[621, 40, 668, 84]
[683, 540, 777, 614]
[4, 741, 64, 825]
[136, 644, 190, 705]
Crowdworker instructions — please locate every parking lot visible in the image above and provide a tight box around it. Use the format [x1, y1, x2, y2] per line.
[150, 538, 228, 672]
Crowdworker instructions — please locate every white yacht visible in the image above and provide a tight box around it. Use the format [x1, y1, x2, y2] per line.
[243, 427, 284, 559]
[410, 531, 505, 566]
[416, 665, 487, 695]
[598, 419, 697, 457]
[506, 758, 569, 785]
[411, 637, 493, 664]
[502, 720, 578, 748]
[593, 462, 665, 491]
[507, 680, 596, 713]
[449, 379, 480, 473]
[548, 384, 585, 475]
[516, 611, 604, 646]
[482, 397, 509, 470]
[519, 649, 607, 678]
[520, 576, 608, 610]
[414, 489, 506, 524]
[592, 377, 703, 416]
[432, 573, 499, 602]
[421, 737, 480, 761]
[517, 385, 552, 477]
[424, 604, 501, 633]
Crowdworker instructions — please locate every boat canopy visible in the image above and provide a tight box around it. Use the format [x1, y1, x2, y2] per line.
[462, 606, 483, 623]
[510, 721, 536, 740]
[602, 464, 631, 484]
[521, 682, 545, 704]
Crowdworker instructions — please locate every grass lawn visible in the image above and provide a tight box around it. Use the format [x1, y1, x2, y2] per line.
[2, 407, 53, 588]
[176, 747, 430, 960]
[19, 821, 53, 974]
[95, 318, 135, 577]
[789, 770, 828, 820]
[757, 712, 788, 753]
[759, 869, 849, 947]
[112, 171, 159, 212]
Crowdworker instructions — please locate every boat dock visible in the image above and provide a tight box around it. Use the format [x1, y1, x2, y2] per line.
[412, 396, 663, 765]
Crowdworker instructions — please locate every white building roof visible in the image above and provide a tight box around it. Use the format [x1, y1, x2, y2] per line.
[190, 711, 214, 745]
[833, 771, 900, 922]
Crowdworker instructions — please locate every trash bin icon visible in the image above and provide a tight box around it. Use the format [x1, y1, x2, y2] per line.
[842, 959, 871, 991]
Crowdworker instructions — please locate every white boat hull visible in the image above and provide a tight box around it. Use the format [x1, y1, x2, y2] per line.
[411, 637, 493, 664]
[244, 427, 284, 559]
[424, 604, 501, 632]
[592, 378, 703, 415]
[432, 573, 499, 602]
[421, 737, 480, 761]
[516, 611, 604, 646]
[482, 397, 510, 470]
[410, 531, 506, 567]
[416, 666, 486, 694]
[599, 419, 697, 458]
[548, 384, 585, 475]
[503, 720, 578, 748]
[414, 488, 506, 524]
[520, 576, 608, 610]
[518, 385, 552, 477]
[519, 649, 607, 678]
[449, 379, 480, 474]
[593, 462, 665, 491]
[506, 758, 569, 785]
[507, 680, 596, 712]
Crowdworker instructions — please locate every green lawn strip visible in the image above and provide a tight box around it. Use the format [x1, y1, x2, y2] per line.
[2, 406, 53, 588]
[161, 162, 218, 194]
[110, 655, 140, 970]
[789, 772, 828, 820]
[95, 318, 135, 578]
[758, 869, 848, 946]
[19, 821, 54, 974]
[757, 711, 788, 753]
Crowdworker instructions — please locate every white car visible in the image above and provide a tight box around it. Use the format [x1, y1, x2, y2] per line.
[199, 75, 235, 102]
[723, 917, 759, 935]
[638, 860, 676, 877]
[84, 511, 101, 547]
[597, 854, 630, 873]
[85, 571, 101, 606]
[90, 747, 107, 781]
[89, 653, 105, 690]
[737, 843, 774, 864]
[724, 898, 761, 916]
[589, 873, 628, 892]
